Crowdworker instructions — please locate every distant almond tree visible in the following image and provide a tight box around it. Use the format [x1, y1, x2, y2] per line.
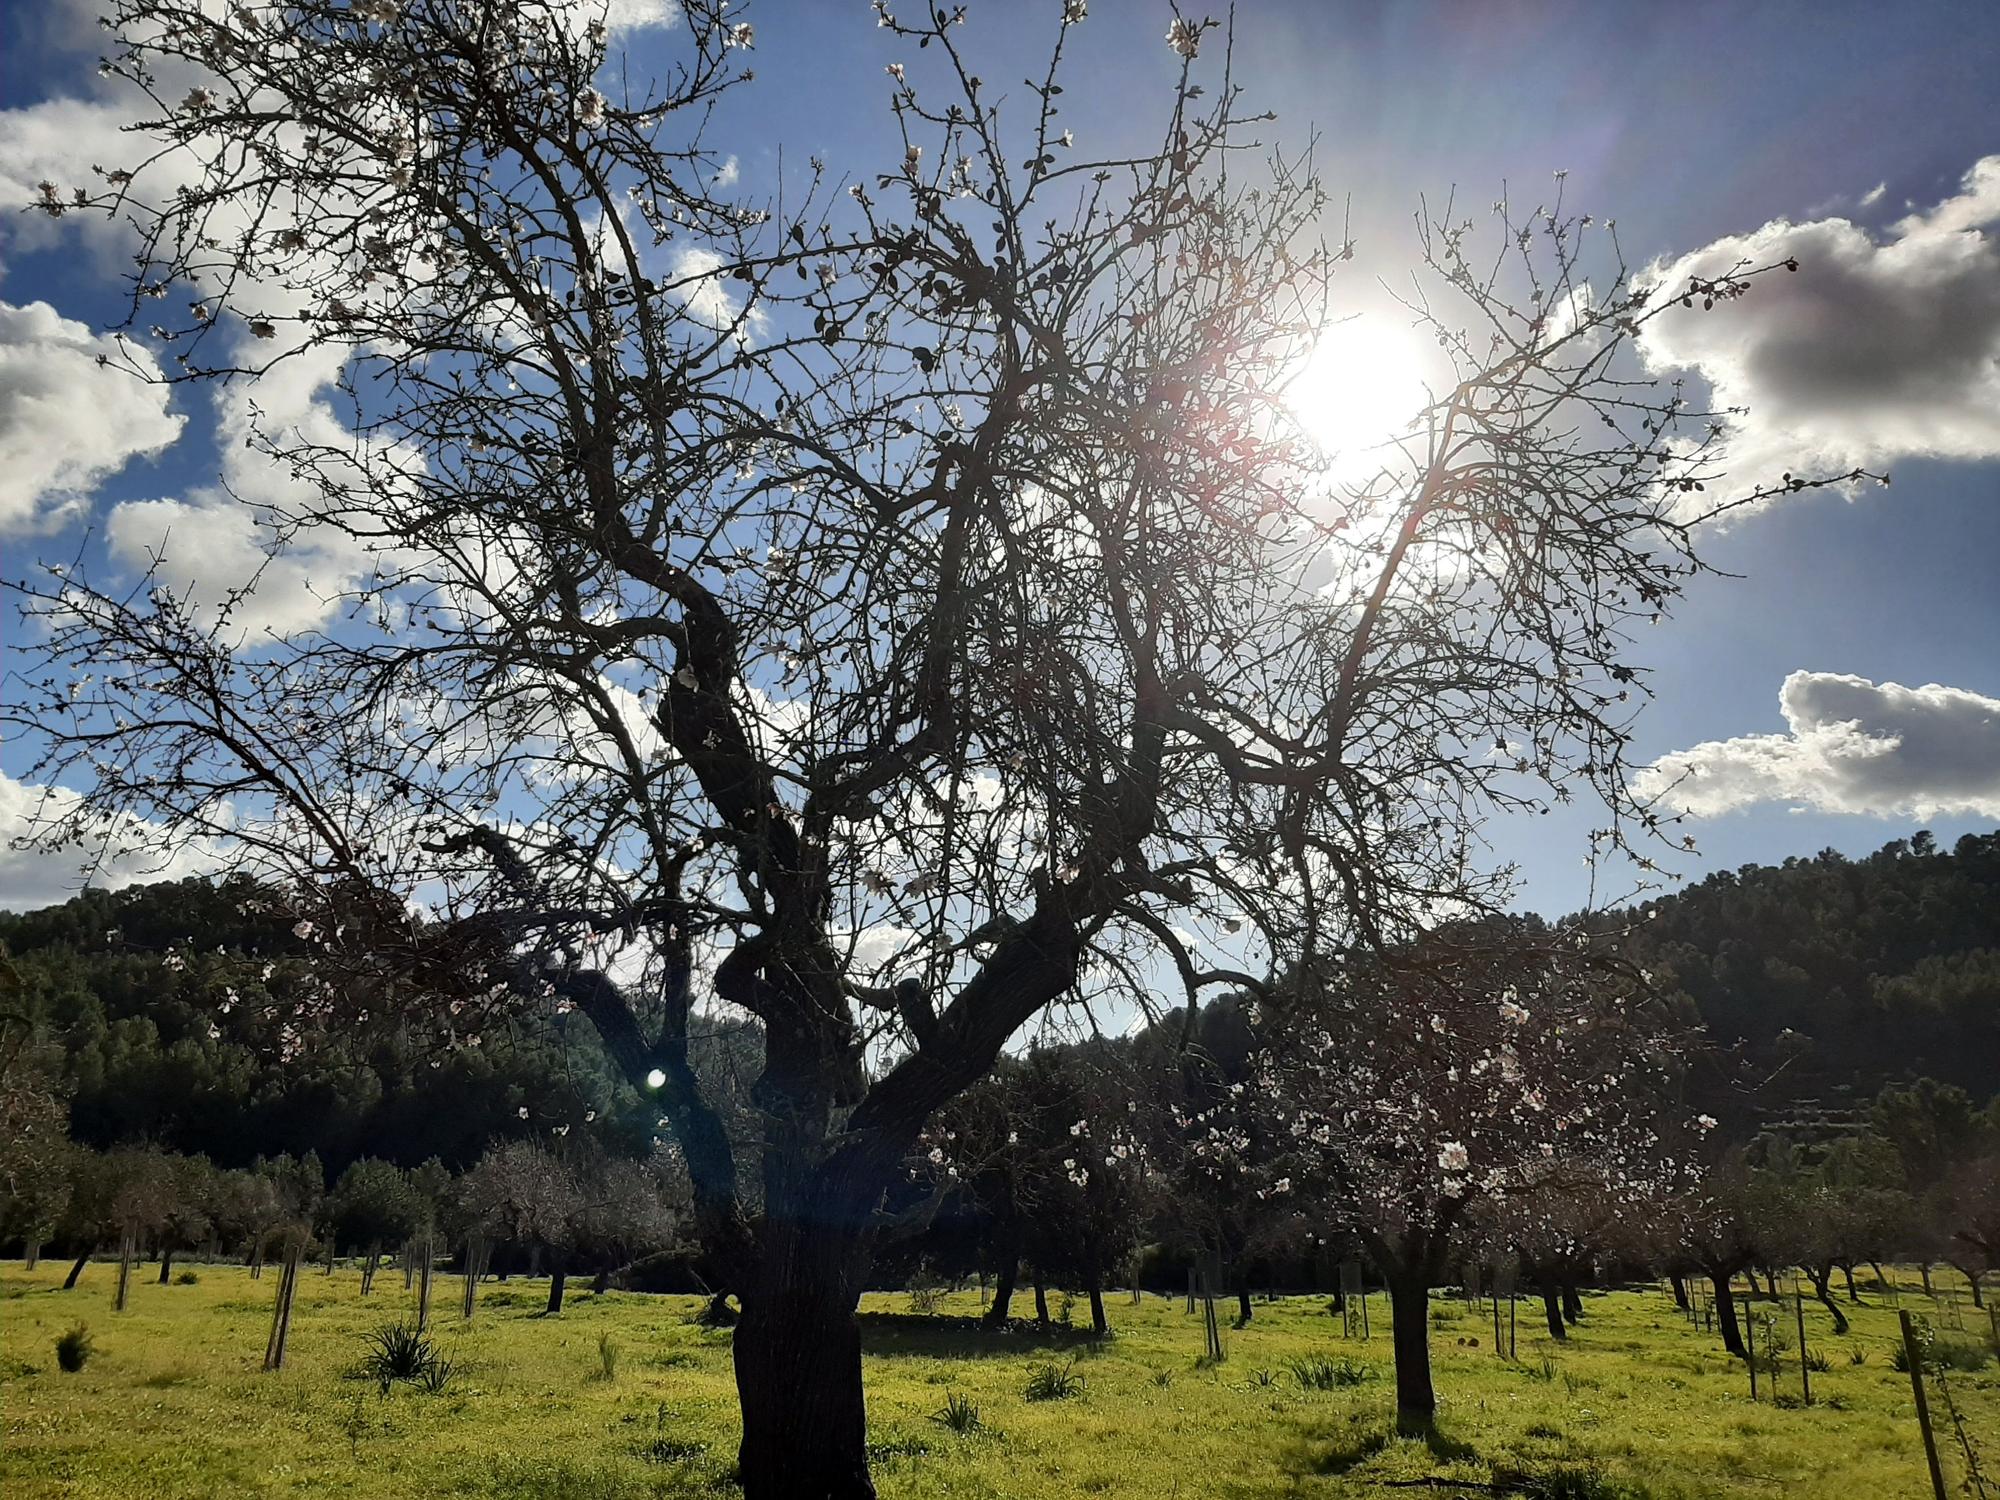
[5, 2, 1851, 1492]
[1256, 930, 1697, 1428]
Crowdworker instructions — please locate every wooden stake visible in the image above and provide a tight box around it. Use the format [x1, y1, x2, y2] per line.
[417, 1231, 435, 1332]
[1745, 1291, 1758, 1402]
[1899, 1310, 1949, 1500]
[115, 1230, 135, 1313]
[1795, 1285, 1811, 1405]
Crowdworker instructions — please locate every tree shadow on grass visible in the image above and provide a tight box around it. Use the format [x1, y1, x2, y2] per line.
[856, 1312, 1108, 1360]
[1282, 1417, 1483, 1482]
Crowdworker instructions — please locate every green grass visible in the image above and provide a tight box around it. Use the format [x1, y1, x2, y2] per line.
[1, 1262, 1992, 1498]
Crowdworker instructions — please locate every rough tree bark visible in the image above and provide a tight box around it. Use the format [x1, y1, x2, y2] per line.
[1708, 1271, 1747, 1359]
[63, 1248, 91, 1289]
[1540, 1282, 1567, 1341]
[1387, 1270, 1437, 1431]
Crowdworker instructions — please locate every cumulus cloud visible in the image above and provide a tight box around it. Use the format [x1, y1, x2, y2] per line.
[0, 771, 220, 912]
[1639, 155, 2000, 515]
[1637, 671, 2000, 819]
[0, 299, 183, 534]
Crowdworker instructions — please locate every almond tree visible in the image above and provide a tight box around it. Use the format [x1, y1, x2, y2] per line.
[1258, 930, 1696, 1429]
[4, 2, 1851, 1492]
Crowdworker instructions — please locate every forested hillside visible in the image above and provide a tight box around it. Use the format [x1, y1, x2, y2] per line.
[0, 876, 659, 1172]
[1618, 830, 2000, 1110]
[2, 833, 1994, 1172]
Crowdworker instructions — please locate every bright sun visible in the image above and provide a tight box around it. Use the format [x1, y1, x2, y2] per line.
[1286, 316, 1434, 475]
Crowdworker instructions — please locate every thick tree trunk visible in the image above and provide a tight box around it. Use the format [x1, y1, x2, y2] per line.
[546, 1265, 567, 1316]
[1841, 1263, 1858, 1302]
[1236, 1282, 1254, 1327]
[1710, 1272, 1746, 1359]
[1387, 1273, 1436, 1432]
[734, 1264, 874, 1500]
[157, 1248, 175, 1284]
[1088, 1260, 1108, 1337]
[1669, 1272, 1689, 1311]
[983, 1256, 1017, 1327]
[1540, 1282, 1566, 1340]
[1032, 1271, 1050, 1329]
[24, 1240, 40, 1271]
[63, 1249, 91, 1289]
[1560, 1279, 1584, 1325]
[1809, 1265, 1849, 1335]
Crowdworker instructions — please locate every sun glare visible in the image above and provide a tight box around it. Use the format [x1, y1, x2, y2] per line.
[1287, 316, 1435, 476]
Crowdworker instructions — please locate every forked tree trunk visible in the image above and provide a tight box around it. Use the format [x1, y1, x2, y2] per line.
[983, 1255, 1017, 1327]
[733, 1245, 873, 1500]
[63, 1249, 92, 1289]
[1386, 1272, 1436, 1432]
[1709, 1271, 1746, 1358]
[158, 1247, 174, 1284]
[361, 1240, 382, 1295]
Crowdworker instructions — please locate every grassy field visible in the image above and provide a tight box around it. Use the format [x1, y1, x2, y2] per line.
[3, 1260, 1993, 1499]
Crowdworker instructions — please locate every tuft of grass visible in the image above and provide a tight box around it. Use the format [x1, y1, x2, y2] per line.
[594, 1331, 620, 1382]
[1288, 1353, 1372, 1390]
[174, 1270, 200, 1285]
[1802, 1348, 1831, 1373]
[1248, 1366, 1278, 1386]
[359, 1322, 445, 1394]
[930, 1390, 982, 1433]
[1023, 1356, 1086, 1401]
[55, 1325, 94, 1373]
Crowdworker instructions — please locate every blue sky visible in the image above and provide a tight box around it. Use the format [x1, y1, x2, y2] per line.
[1, 0, 1996, 918]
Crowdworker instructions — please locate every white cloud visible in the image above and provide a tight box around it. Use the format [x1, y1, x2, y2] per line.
[667, 245, 767, 345]
[0, 771, 221, 912]
[1639, 155, 2000, 516]
[0, 299, 183, 534]
[1637, 671, 2000, 820]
